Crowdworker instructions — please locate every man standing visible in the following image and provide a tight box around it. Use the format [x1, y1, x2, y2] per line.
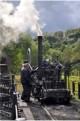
[21, 60, 32, 102]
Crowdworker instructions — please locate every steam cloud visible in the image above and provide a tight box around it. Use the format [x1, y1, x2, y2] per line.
[0, 0, 43, 48]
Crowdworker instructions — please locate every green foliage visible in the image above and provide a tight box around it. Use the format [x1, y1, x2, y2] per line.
[74, 38, 80, 53]
[44, 35, 59, 44]
[42, 40, 50, 55]
[54, 31, 64, 40]
[1, 27, 80, 75]
[2, 33, 33, 74]
[31, 44, 38, 67]
[62, 45, 74, 63]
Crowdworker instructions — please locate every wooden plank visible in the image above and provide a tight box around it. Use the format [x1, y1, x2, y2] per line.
[19, 100, 28, 107]
[23, 107, 34, 120]
[18, 100, 34, 120]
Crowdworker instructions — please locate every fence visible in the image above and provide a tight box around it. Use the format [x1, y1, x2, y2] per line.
[72, 81, 80, 99]
[0, 74, 19, 120]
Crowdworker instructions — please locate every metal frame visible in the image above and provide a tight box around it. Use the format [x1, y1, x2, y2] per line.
[0, 74, 19, 120]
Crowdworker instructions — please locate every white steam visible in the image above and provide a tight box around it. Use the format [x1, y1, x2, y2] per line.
[0, 0, 42, 47]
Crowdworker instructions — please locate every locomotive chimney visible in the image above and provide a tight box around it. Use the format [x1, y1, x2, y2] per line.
[38, 36, 42, 70]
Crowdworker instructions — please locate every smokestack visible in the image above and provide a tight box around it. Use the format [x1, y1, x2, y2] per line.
[38, 36, 42, 70]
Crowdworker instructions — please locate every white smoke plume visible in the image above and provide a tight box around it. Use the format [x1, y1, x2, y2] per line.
[0, 0, 42, 48]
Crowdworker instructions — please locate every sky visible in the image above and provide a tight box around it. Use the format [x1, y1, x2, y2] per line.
[4, 1, 80, 33]
[35, 1, 80, 33]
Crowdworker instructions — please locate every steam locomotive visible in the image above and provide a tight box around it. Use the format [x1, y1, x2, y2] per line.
[30, 36, 72, 103]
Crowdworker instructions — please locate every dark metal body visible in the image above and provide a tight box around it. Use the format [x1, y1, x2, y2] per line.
[37, 36, 43, 80]
[0, 74, 13, 119]
[38, 36, 42, 69]
[0, 64, 8, 74]
[0, 64, 20, 120]
[31, 36, 71, 103]
[32, 60, 71, 102]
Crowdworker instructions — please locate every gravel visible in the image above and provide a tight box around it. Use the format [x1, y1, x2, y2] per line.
[28, 99, 80, 120]
[28, 101, 50, 120]
[47, 103, 80, 120]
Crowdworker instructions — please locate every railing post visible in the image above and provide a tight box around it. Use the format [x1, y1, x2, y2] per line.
[78, 82, 80, 99]
[72, 81, 75, 95]
[11, 74, 19, 120]
[13, 92, 19, 119]
[11, 74, 16, 120]
[12, 74, 15, 91]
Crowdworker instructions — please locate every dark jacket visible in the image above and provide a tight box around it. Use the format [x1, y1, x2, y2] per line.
[21, 67, 31, 85]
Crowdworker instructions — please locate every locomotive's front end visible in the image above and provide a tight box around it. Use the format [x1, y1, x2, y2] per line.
[32, 36, 71, 103]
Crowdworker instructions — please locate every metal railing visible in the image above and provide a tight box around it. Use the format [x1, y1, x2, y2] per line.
[72, 81, 80, 99]
[0, 74, 19, 120]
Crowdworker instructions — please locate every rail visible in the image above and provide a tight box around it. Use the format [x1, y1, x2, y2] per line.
[72, 81, 80, 99]
[42, 105, 57, 120]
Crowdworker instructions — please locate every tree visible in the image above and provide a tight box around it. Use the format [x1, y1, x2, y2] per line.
[54, 31, 64, 40]
[2, 33, 33, 74]
[31, 44, 38, 67]
[42, 40, 50, 56]
[62, 45, 74, 63]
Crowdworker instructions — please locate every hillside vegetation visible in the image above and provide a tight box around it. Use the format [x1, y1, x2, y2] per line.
[1, 28, 80, 76]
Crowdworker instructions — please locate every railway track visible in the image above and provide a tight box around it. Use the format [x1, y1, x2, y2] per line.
[44, 103, 80, 120]
[18, 98, 80, 120]
[42, 105, 57, 120]
[0, 92, 76, 120]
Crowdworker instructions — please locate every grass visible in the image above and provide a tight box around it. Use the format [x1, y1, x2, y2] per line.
[15, 75, 23, 94]
[69, 76, 80, 90]
[66, 76, 80, 100]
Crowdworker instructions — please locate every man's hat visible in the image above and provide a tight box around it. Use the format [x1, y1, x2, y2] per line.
[23, 60, 29, 64]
